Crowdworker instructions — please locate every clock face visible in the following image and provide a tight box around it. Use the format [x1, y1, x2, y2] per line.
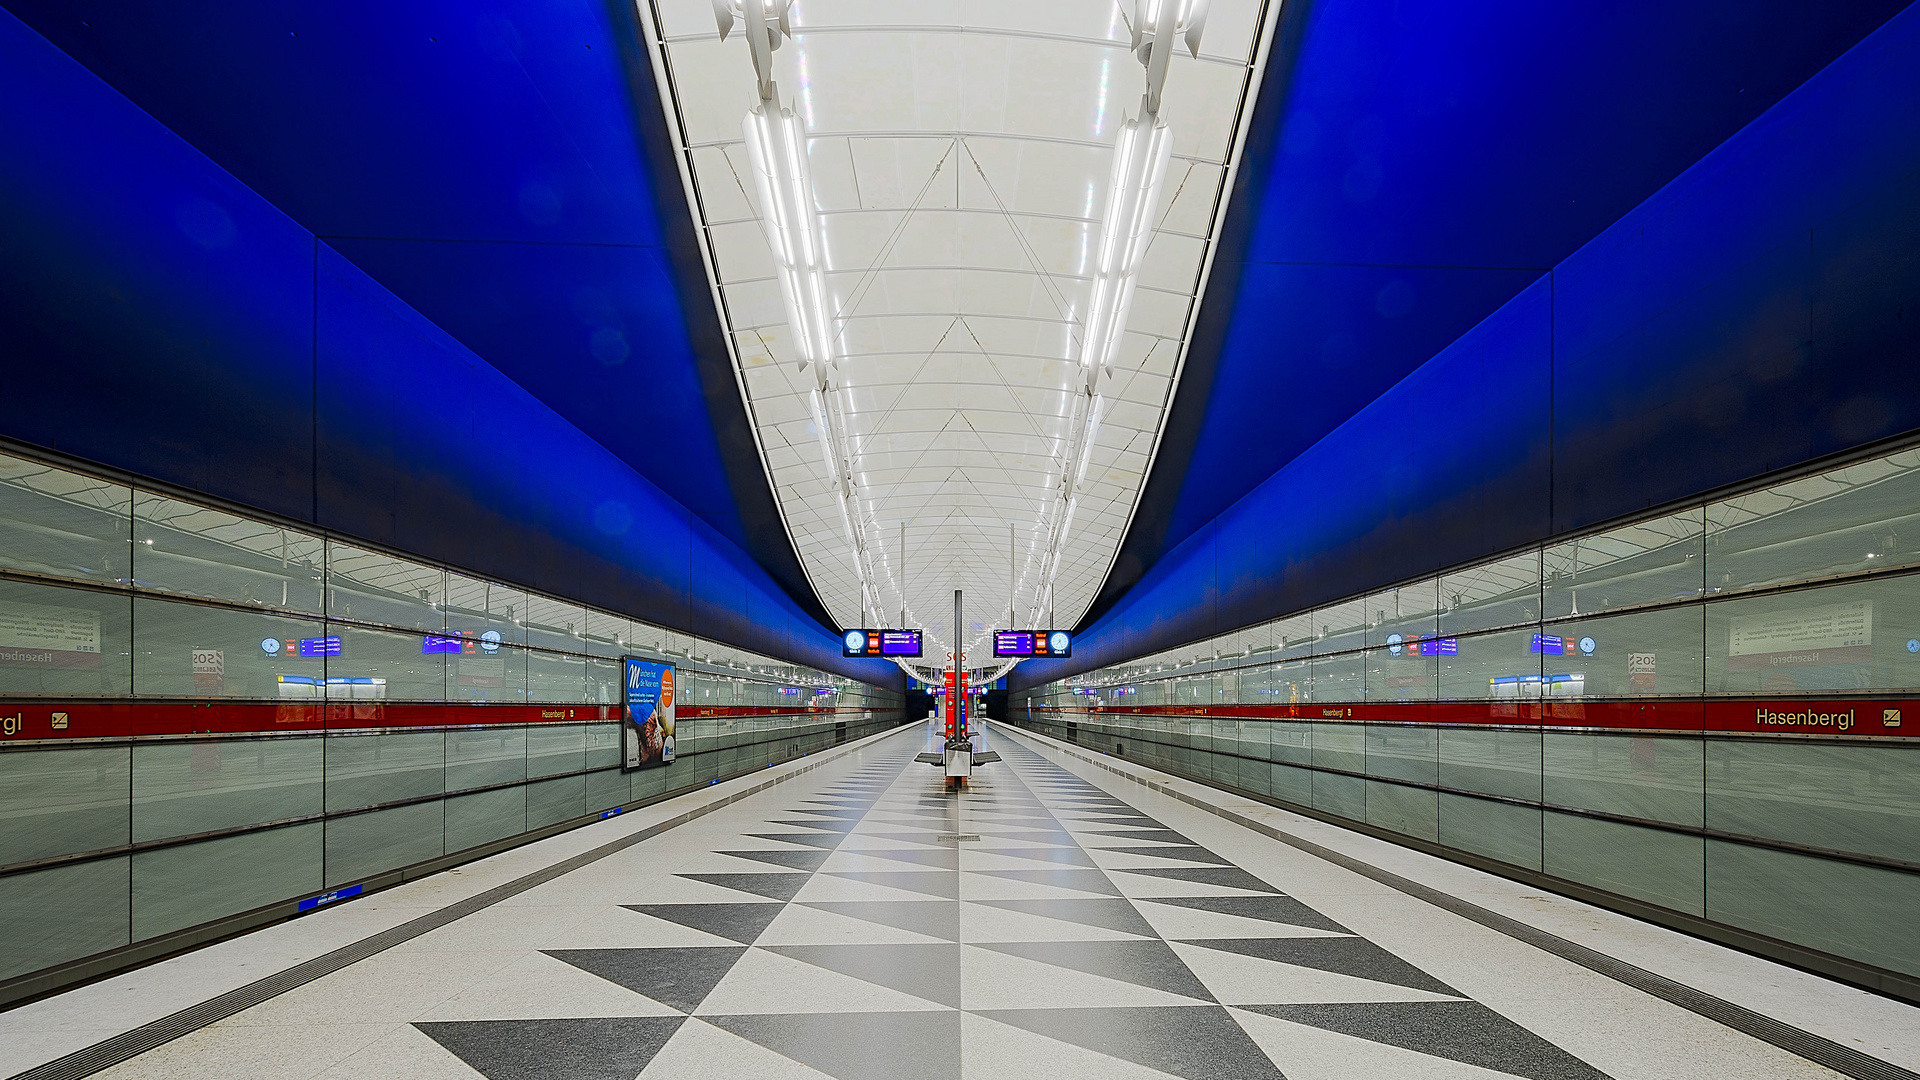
[260, 637, 281, 655]
[480, 630, 502, 653]
[845, 630, 866, 651]
[1049, 631, 1071, 654]
[1579, 637, 1597, 655]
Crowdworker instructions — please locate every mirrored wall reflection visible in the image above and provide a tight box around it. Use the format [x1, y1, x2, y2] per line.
[1054, 440, 1920, 705]
[0, 448, 872, 705]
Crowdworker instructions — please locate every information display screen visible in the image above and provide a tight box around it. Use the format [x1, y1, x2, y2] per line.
[842, 628, 923, 657]
[993, 630, 1072, 658]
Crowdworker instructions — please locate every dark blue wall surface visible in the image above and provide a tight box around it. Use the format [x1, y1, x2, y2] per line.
[0, 8, 895, 684]
[1089, 0, 1914, 625]
[0, 0, 822, 624]
[1019, 2, 1920, 687]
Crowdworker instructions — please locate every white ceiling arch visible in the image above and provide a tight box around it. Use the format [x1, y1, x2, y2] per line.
[638, 0, 1281, 666]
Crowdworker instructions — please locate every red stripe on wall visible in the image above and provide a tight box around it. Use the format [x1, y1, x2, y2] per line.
[1029, 697, 1915, 737]
[0, 701, 876, 741]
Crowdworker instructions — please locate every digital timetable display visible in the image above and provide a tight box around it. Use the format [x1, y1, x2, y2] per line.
[842, 628, 924, 658]
[993, 630, 1072, 658]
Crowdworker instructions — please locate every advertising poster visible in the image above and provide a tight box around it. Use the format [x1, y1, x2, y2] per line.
[622, 657, 676, 770]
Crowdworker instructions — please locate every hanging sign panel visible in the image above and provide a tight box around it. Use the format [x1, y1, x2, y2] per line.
[842, 628, 923, 657]
[993, 630, 1072, 658]
[622, 657, 676, 770]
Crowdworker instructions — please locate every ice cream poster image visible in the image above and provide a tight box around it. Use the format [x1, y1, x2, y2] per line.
[622, 658, 676, 769]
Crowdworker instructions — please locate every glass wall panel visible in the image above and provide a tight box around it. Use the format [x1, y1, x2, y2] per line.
[325, 543, 444, 631]
[1365, 725, 1436, 786]
[1706, 450, 1920, 597]
[132, 495, 324, 614]
[324, 730, 444, 812]
[0, 858, 129, 981]
[526, 649, 585, 704]
[1311, 598, 1370, 656]
[0, 745, 130, 866]
[1440, 793, 1541, 869]
[1543, 811, 1704, 915]
[1309, 721, 1363, 774]
[1440, 551, 1541, 635]
[0, 577, 132, 698]
[527, 774, 585, 831]
[324, 802, 443, 887]
[1366, 581, 1441, 649]
[325, 622, 445, 701]
[1544, 510, 1703, 619]
[452, 644, 527, 702]
[527, 724, 586, 779]
[522, 595, 586, 654]
[1542, 733, 1703, 827]
[131, 736, 323, 842]
[1365, 646, 1434, 701]
[0, 451, 131, 588]
[446, 727, 526, 792]
[446, 575, 526, 647]
[1705, 839, 1920, 976]
[1311, 769, 1365, 820]
[131, 823, 322, 939]
[132, 597, 323, 699]
[1310, 652, 1364, 703]
[1541, 606, 1704, 698]
[1438, 728, 1541, 802]
[1435, 628, 1540, 701]
[1705, 740, 1920, 863]
[1365, 779, 1438, 841]
[1705, 574, 1920, 695]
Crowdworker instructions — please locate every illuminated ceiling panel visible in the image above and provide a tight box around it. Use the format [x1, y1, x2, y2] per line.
[639, 0, 1279, 667]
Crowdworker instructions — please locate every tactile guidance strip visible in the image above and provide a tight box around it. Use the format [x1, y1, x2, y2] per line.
[8, 725, 910, 1080]
[1007, 725, 1920, 1080]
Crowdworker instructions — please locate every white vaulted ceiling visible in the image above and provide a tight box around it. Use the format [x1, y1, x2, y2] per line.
[638, 0, 1278, 666]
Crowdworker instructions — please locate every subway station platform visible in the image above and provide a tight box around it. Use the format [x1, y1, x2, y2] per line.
[4, 721, 1914, 1080]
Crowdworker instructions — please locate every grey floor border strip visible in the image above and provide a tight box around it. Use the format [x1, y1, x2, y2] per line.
[8, 723, 917, 1080]
[1003, 724, 1919, 1080]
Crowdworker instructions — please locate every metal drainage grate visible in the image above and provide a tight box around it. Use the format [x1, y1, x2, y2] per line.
[937, 834, 981, 842]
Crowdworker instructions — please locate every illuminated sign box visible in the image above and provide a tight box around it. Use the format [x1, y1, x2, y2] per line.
[842, 628, 923, 657]
[994, 630, 1071, 658]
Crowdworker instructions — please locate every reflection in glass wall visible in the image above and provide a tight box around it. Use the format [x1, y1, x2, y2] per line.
[0, 448, 903, 991]
[1017, 440, 1920, 988]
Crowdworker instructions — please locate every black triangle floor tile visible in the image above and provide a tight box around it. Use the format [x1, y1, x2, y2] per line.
[1181, 937, 1459, 995]
[745, 831, 844, 851]
[975, 939, 1216, 1001]
[973, 1005, 1282, 1080]
[718, 848, 832, 872]
[1143, 894, 1352, 934]
[764, 943, 963, 1006]
[825, 871, 960, 899]
[544, 947, 746, 1013]
[414, 1016, 686, 1080]
[1111, 865, 1284, 894]
[704, 1011, 961, 1080]
[624, 902, 785, 944]
[969, 868, 1121, 896]
[969, 897, 1161, 938]
[680, 873, 811, 902]
[802, 901, 961, 941]
[1239, 1001, 1611, 1080]
[1097, 845, 1236, 866]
